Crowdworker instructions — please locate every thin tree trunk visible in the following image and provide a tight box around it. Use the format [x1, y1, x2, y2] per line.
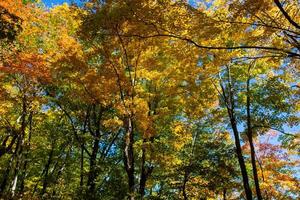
[228, 113, 252, 200]
[86, 107, 102, 199]
[246, 75, 263, 200]
[41, 144, 54, 196]
[51, 146, 70, 198]
[139, 138, 153, 198]
[0, 133, 18, 158]
[80, 108, 89, 194]
[139, 139, 147, 198]
[182, 168, 189, 200]
[80, 144, 84, 191]
[86, 137, 100, 198]
[11, 136, 23, 197]
[12, 140, 25, 198]
[124, 117, 135, 200]
[0, 155, 14, 196]
[11, 101, 27, 197]
[11, 173, 18, 197]
[223, 189, 226, 200]
[220, 66, 252, 200]
[19, 112, 33, 194]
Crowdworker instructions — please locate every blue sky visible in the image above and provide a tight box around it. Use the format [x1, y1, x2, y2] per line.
[42, 0, 74, 7]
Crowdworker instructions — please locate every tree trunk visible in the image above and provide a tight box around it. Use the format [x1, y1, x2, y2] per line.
[220, 66, 252, 200]
[19, 112, 33, 194]
[246, 76, 263, 200]
[223, 189, 226, 200]
[182, 168, 189, 200]
[228, 114, 252, 200]
[86, 137, 100, 198]
[11, 91, 29, 197]
[0, 155, 14, 196]
[139, 139, 147, 198]
[0, 133, 18, 158]
[124, 117, 135, 200]
[51, 146, 70, 198]
[139, 138, 153, 198]
[11, 142, 23, 197]
[80, 144, 84, 192]
[86, 107, 102, 199]
[41, 144, 54, 196]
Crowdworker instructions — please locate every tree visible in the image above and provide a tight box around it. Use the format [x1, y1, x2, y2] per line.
[0, 0, 299, 199]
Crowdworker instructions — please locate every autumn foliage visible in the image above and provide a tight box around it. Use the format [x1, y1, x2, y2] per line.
[0, 0, 299, 200]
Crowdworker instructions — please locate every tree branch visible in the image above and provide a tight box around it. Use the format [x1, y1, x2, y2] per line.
[274, 0, 300, 30]
[116, 33, 300, 58]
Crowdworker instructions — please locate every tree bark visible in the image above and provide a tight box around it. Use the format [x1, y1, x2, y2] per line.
[41, 144, 54, 196]
[19, 112, 33, 194]
[86, 136, 100, 198]
[246, 75, 263, 200]
[139, 139, 147, 198]
[0, 155, 14, 197]
[0, 133, 18, 158]
[220, 66, 252, 200]
[124, 117, 135, 200]
[223, 189, 226, 200]
[80, 144, 84, 192]
[182, 168, 189, 200]
[11, 93, 27, 197]
[228, 114, 252, 200]
[139, 138, 153, 198]
[86, 107, 102, 199]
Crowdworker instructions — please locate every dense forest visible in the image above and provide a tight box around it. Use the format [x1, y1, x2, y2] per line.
[0, 0, 299, 199]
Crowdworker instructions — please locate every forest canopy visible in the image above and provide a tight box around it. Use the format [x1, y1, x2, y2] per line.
[0, 0, 299, 199]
